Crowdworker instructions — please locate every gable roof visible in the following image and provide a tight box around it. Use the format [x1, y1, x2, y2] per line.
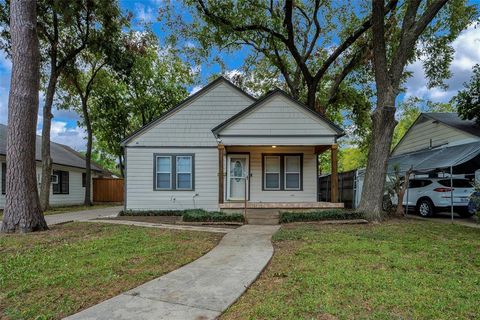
[120, 76, 256, 146]
[0, 124, 106, 172]
[391, 112, 480, 155]
[422, 112, 480, 137]
[211, 88, 344, 136]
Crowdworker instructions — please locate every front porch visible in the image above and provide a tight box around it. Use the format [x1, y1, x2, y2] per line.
[212, 88, 345, 214]
[217, 145, 342, 210]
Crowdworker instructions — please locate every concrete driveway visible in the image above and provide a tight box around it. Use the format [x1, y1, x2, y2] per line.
[407, 211, 479, 229]
[65, 224, 280, 320]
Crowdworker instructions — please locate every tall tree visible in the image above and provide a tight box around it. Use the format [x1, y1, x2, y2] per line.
[1, 0, 47, 233]
[456, 64, 480, 123]
[161, 0, 397, 111]
[1, 0, 122, 210]
[359, 0, 476, 219]
[90, 30, 196, 175]
[57, 53, 107, 206]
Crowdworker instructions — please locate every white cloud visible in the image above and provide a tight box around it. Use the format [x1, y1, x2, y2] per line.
[37, 119, 87, 151]
[190, 85, 203, 95]
[0, 50, 11, 72]
[405, 24, 480, 103]
[134, 3, 156, 23]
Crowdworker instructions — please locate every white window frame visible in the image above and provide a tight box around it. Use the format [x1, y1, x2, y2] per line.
[156, 156, 172, 190]
[284, 155, 301, 190]
[176, 155, 193, 190]
[264, 156, 281, 190]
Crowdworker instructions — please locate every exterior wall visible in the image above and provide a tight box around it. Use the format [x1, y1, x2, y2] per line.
[0, 155, 93, 209]
[221, 95, 336, 136]
[125, 147, 219, 211]
[127, 81, 254, 147]
[226, 146, 317, 202]
[393, 119, 479, 156]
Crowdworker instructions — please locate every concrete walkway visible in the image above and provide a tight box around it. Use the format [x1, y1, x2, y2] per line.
[45, 206, 122, 225]
[65, 224, 280, 320]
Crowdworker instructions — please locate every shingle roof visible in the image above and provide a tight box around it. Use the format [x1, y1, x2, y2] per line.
[0, 123, 106, 172]
[423, 112, 480, 137]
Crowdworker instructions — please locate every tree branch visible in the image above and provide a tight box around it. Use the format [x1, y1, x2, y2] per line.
[313, 0, 399, 82]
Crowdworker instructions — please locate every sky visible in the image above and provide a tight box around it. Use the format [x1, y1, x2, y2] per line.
[0, 0, 479, 151]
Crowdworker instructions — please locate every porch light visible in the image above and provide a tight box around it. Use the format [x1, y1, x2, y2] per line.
[272, 145, 277, 148]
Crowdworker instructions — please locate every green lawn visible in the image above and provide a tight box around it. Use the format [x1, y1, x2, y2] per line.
[223, 220, 480, 320]
[0, 204, 117, 220]
[0, 222, 221, 320]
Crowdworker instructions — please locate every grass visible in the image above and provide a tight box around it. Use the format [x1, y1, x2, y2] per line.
[222, 220, 480, 320]
[0, 222, 221, 320]
[0, 204, 117, 220]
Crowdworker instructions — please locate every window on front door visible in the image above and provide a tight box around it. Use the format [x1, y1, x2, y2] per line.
[263, 154, 302, 191]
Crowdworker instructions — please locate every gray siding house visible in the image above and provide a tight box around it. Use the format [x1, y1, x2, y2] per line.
[122, 77, 344, 212]
[0, 124, 108, 208]
[392, 112, 480, 156]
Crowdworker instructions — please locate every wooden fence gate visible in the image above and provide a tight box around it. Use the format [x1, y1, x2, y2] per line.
[93, 178, 124, 203]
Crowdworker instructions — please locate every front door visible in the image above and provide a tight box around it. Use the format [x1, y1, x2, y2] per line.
[227, 154, 249, 201]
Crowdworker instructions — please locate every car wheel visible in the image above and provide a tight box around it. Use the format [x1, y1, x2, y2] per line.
[417, 199, 435, 217]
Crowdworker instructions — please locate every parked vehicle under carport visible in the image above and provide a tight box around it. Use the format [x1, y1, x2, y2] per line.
[387, 141, 480, 220]
[391, 178, 475, 217]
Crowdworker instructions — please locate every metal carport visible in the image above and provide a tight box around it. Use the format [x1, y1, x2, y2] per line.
[388, 141, 480, 221]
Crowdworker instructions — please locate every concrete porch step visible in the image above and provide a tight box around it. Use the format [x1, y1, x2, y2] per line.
[246, 209, 280, 225]
[247, 218, 279, 225]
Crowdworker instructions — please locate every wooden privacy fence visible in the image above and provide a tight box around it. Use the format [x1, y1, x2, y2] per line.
[318, 170, 356, 208]
[93, 178, 124, 203]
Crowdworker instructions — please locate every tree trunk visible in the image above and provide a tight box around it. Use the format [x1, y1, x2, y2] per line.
[39, 70, 58, 211]
[358, 100, 397, 220]
[119, 154, 124, 178]
[82, 98, 93, 206]
[395, 169, 412, 217]
[1, 0, 48, 233]
[306, 82, 317, 110]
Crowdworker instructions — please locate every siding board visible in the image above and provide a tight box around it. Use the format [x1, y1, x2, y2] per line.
[393, 121, 479, 156]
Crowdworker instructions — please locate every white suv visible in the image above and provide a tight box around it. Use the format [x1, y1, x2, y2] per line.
[391, 178, 474, 217]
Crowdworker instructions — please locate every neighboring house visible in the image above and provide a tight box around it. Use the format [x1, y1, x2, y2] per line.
[121, 77, 345, 212]
[0, 124, 109, 209]
[323, 112, 480, 209]
[391, 112, 480, 156]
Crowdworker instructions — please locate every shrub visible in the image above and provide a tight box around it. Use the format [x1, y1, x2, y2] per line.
[279, 210, 364, 223]
[119, 210, 184, 217]
[182, 209, 244, 223]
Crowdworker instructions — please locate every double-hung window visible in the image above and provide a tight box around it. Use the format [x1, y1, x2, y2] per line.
[154, 154, 194, 190]
[176, 156, 193, 190]
[284, 156, 301, 190]
[264, 156, 281, 190]
[53, 170, 69, 194]
[263, 154, 302, 191]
